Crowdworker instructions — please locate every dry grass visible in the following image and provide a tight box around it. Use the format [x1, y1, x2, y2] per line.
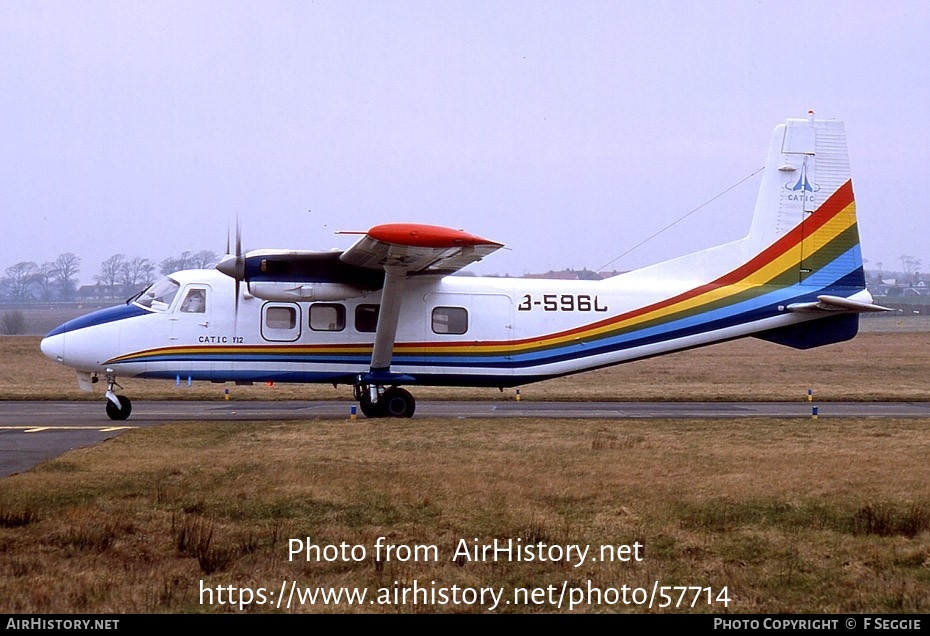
[2, 330, 930, 614]
[1, 417, 929, 614]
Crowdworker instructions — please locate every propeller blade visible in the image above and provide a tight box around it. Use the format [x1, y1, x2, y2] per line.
[234, 278, 240, 329]
[235, 216, 242, 261]
[216, 217, 246, 281]
[218, 216, 244, 336]
[234, 217, 243, 334]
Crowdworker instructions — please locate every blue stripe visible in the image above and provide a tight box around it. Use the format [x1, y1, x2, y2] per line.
[46, 304, 149, 337]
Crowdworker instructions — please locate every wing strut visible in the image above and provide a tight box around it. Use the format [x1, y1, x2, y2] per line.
[355, 265, 417, 418]
[370, 266, 407, 373]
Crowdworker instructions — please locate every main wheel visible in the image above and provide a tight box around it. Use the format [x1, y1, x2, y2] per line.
[105, 395, 132, 421]
[359, 392, 386, 418]
[380, 387, 416, 418]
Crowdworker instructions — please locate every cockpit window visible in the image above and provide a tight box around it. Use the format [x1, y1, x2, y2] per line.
[133, 277, 180, 312]
[180, 288, 206, 313]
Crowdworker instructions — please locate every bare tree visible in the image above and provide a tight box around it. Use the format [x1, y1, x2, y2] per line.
[34, 262, 56, 301]
[191, 250, 219, 269]
[160, 252, 189, 275]
[122, 256, 156, 288]
[4, 262, 39, 301]
[51, 252, 81, 300]
[96, 254, 127, 290]
[899, 255, 922, 284]
[159, 250, 220, 274]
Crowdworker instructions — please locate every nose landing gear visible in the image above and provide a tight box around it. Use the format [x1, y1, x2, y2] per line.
[104, 374, 132, 421]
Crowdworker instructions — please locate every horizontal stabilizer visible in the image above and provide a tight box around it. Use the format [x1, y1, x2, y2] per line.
[786, 295, 893, 314]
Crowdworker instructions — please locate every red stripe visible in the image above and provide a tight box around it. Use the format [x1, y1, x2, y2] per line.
[468, 180, 857, 348]
[712, 179, 854, 287]
[598, 179, 856, 322]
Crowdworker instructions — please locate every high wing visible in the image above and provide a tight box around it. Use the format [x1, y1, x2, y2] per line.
[338, 223, 504, 273]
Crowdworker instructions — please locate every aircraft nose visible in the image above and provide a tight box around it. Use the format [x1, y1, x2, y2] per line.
[40, 332, 64, 363]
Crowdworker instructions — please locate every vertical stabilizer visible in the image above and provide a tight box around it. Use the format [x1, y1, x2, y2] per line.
[745, 112, 863, 290]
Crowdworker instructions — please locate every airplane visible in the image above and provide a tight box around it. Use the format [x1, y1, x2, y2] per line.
[40, 112, 891, 420]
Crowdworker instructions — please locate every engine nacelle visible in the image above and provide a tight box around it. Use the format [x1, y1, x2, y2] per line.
[247, 281, 368, 302]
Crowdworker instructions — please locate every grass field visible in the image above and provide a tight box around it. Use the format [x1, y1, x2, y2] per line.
[1, 331, 929, 614]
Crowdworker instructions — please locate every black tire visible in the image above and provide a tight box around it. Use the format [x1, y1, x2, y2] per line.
[380, 387, 416, 418]
[359, 393, 386, 418]
[105, 395, 132, 421]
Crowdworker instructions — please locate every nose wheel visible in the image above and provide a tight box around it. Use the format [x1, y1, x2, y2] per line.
[105, 395, 133, 421]
[104, 374, 132, 420]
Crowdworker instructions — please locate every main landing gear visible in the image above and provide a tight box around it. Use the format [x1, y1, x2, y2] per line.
[354, 383, 416, 418]
[103, 374, 132, 421]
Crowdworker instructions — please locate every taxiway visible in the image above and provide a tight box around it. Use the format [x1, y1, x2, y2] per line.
[2, 400, 929, 478]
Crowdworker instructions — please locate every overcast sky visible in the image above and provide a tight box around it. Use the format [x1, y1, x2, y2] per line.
[2, 1, 928, 283]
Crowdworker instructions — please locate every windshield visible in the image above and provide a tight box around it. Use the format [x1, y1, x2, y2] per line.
[132, 276, 180, 312]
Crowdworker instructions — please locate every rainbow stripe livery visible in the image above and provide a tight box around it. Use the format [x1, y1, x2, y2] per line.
[41, 114, 888, 420]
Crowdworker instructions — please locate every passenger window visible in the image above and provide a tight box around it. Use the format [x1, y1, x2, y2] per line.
[266, 306, 296, 329]
[261, 303, 301, 342]
[310, 303, 345, 331]
[432, 306, 468, 335]
[355, 304, 380, 333]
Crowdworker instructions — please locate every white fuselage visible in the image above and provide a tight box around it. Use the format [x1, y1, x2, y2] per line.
[40, 263, 825, 389]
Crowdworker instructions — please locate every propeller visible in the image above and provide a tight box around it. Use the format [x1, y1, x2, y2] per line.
[216, 218, 245, 320]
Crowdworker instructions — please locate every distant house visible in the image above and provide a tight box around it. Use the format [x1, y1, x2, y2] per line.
[76, 284, 107, 301]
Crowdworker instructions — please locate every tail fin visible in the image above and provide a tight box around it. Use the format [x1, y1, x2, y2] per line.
[595, 114, 886, 354]
[609, 112, 868, 298]
[745, 111, 864, 293]
[744, 113, 893, 348]
[623, 113, 887, 349]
